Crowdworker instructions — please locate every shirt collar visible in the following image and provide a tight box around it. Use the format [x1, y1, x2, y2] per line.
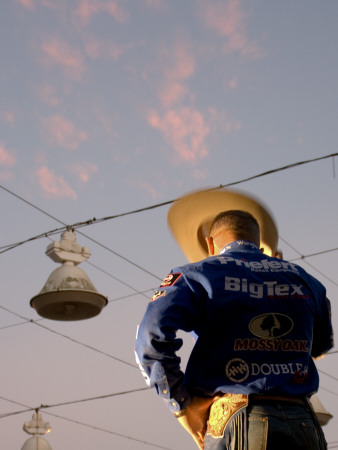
[219, 240, 260, 255]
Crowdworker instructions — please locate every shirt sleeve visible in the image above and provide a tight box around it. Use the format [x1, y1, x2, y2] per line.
[311, 295, 334, 358]
[135, 269, 202, 413]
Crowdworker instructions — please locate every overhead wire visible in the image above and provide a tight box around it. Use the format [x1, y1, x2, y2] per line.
[0, 304, 138, 369]
[280, 237, 338, 286]
[42, 410, 174, 450]
[0, 387, 150, 418]
[0, 152, 337, 444]
[0, 395, 173, 450]
[0, 187, 163, 281]
[1, 152, 337, 255]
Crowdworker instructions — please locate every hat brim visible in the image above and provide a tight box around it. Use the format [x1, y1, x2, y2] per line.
[167, 188, 278, 262]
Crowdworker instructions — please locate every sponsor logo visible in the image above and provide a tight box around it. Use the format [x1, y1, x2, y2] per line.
[249, 313, 293, 338]
[225, 358, 308, 383]
[160, 273, 182, 287]
[151, 290, 166, 302]
[225, 358, 250, 382]
[217, 256, 299, 273]
[224, 277, 309, 299]
[250, 362, 308, 378]
[234, 338, 309, 352]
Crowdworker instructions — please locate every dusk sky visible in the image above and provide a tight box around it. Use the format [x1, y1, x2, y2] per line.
[1, 1, 337, 449]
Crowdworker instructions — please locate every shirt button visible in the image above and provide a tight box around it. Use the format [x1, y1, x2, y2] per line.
[162, 389, 168, 394]
[172, 402, 177, 407]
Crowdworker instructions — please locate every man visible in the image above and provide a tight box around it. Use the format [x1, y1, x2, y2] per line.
[135, 209, 333, 449]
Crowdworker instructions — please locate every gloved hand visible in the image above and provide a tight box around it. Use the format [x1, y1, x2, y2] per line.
[177, 396, 218, 449]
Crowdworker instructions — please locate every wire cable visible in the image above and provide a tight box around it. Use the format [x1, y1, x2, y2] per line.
[280, 237, 338, 286]
[0, 395, 173, 449]
[42, 410, 174, 450]
[0, 304, 138, 369]
[1, 152, 337, 254]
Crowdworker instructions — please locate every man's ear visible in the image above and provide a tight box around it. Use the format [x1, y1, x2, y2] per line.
[275, 250, 283, 259]
[206, 236, 215, 256]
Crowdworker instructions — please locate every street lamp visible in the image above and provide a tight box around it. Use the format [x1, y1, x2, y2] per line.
[21, 411, 52, 450]
[30, 229, 108, 321]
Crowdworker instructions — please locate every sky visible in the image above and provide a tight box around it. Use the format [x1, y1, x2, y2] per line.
[0, 0, 337, 448]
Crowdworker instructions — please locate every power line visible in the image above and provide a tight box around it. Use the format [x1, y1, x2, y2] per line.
[0, 304, 137, 369]
[290, 248, 338, 260]
[43, 410, 174, 450]
[1, 152, 337, 254]
[0, 193, 163, 282]
[0, 395, 173, 450]
[280, 237, 338, 286]
[32, 320, 138, 369]
[0, 387, 150, 418]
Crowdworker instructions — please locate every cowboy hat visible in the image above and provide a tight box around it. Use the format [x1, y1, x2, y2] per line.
[167, 187, 278, 262]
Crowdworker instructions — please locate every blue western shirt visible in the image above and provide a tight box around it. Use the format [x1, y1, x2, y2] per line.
[135, 241, 333, 413]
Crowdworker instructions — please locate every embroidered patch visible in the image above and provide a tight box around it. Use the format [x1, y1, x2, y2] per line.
[151, 290, 166, 302]
[160, 273, 182, 287]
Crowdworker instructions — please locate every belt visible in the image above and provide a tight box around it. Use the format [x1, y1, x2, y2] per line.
[249, 394, 306, 406]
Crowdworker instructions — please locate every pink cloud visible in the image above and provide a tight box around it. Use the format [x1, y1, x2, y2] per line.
[201, 0, 263, 58]
[36, 166, 77, 199]
[44, 115, 87, 150]
[74, 0, 129, 26]
[192, 168, 209, 180]
[15, 0, 35, 9]
[158, 82, 187, 108]
[38, 84, 60, 107]
[41, 39, 85, 80]
[0, 111, 15, 125]
[84, 36, 125, 60]
[70, 162, 98, 182]
[148, 107, 210, 164]
[164, 44, 195, 81]
[228, 77, 238, 89]
[127, 179, 162, 200]
[207, 107, 242, 133]
[0, 144, 16, 167]
[158, 43, 196, 107]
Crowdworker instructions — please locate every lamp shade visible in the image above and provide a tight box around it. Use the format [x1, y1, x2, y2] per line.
[30, 230, 108, 321]
[30, 262, 108, 321]
[21, 436, 52, 450]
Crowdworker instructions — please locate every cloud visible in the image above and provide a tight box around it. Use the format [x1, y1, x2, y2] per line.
[157, 82, 187, 109]
[201, 0, 263, 58]
[148, 107, 210, 164]
[70, 162, 98, 182]
[15, 0, 35, 9]
[0, 144, 16, 167]
[127, 179, 162, 200]
[37, 84, 61, 107]
[158, 42, 196, 107]
[44, 115, 87, 149]
[84, 36, 125, 60]
[164, 43, 195, 81]
[36, 166, 77, 199]
[207, 107, 242, 133]
[74, 0, 129, 27]
[228, 77, 238, 89]
[41, 39, 85, 80]
[0, 111, 15, 125]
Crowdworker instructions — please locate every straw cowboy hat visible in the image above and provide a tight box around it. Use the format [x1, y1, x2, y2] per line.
[167, 187, 278, 262]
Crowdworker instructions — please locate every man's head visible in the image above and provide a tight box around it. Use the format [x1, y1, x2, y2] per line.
[206, 210, 260, 256]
